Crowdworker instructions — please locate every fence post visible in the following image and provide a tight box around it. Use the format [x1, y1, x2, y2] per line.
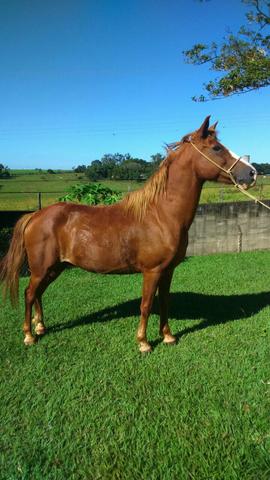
[259, 183, 263, 200]
[38, 192, 42, 210]
[219, 189, 224, 202]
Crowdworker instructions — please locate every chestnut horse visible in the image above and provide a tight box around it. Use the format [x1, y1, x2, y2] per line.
[0, 116, 256, 352]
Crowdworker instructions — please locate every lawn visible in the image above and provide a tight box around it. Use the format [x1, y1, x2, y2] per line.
[0, 251, 270, 479]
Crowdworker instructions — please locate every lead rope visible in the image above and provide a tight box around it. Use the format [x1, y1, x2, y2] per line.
[190, 141, 270, 212]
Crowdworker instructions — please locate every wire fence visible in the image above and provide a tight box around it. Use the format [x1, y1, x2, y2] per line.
[0, 181, 269, 211]
[0, 191, 65, 211]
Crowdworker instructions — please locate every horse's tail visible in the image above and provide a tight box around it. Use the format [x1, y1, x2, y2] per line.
[0, 213, 34, 306]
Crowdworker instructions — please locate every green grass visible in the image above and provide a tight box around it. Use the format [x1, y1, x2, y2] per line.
[201, 178, 269, 204]
[0, 172, 85, 210]
[0, 173, 142, 210]
[0, 251, 270, 479]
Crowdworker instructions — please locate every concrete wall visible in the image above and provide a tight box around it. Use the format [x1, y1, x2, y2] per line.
[1, 201, 270, 256]
[187, 200, 270, 256]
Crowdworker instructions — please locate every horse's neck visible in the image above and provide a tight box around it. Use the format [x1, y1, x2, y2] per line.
[161, 151, 203, 230]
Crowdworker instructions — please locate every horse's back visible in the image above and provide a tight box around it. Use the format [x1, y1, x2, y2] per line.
[23, 202, 139, 273]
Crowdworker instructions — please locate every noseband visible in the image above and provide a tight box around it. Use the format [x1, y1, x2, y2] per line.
[189, 140, 240, 185]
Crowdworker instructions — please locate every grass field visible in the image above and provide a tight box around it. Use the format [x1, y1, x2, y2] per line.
[0, 172, 143, 210]
[0, 251, 270, 479]
[0, 171, 269, 210]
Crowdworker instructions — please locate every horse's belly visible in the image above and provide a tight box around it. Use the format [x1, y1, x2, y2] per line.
[64, 255, 137, 274]
[61, 230, 137, 274]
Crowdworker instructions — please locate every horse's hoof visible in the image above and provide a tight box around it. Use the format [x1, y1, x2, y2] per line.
[35, 323, 46, 336]
[24, 334, 37, 346]
[139, 344, 152, 354]
[141, 349, 152, 355]
[163, 336, 177, 346]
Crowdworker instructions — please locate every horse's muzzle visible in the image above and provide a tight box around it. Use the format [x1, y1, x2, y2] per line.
[233, 160, 257, 190]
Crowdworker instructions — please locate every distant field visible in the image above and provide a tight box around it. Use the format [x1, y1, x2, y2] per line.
[0, 172, 142, 210]
[0, 172, 85, 210]
[0, 170, 269, 210]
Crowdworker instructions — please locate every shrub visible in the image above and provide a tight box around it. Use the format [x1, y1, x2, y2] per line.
[59, 183, 122, 205]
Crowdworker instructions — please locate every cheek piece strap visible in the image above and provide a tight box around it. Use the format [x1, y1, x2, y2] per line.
[189, 140, 270, 212]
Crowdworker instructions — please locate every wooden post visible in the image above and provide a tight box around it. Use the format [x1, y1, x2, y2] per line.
[219, 188, 224, 202]
[38, 192, 42, 210]
[259, 182, 263, 201]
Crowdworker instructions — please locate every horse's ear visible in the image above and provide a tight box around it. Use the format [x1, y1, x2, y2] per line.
[197, 115, 211, 138]
[210, 121, 218, 130]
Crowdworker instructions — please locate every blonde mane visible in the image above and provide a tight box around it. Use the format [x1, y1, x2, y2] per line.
[122, 155, 173, 221]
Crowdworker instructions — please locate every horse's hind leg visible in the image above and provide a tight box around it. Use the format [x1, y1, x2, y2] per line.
[24, 275, 43, 345]
[32, 297, 46, 336]
[32, 265, 65, 337]
[24, 264, 65, 345]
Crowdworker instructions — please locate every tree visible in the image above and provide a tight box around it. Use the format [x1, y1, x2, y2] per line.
[84, 152, 165, 182]
[86, 160, 107, 181]
[73, 165, 87, 173]
[0, 164, 11, 178]
[150, 153, 165, 168]
[183, 0, 270, 101]
[252, 162, 270, 174]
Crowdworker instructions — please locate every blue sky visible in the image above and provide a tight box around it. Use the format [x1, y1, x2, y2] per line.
[0, 0, 269, 169]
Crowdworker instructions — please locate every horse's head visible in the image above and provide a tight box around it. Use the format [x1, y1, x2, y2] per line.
[185, 116, 257, 189]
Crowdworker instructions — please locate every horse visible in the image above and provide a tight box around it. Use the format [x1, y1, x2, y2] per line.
[0, 116, 257, 352]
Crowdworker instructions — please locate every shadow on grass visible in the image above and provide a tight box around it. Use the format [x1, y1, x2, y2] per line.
[47, 291, 270, 343]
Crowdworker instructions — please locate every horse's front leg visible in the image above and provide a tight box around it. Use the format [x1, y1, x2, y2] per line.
[137, 272, 161, 354]
[158, 269, 176, 345]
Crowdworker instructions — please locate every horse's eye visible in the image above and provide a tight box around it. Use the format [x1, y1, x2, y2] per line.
[213, 145, 222, 152]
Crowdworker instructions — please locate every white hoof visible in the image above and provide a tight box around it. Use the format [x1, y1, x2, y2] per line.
[24, 334, 36, 346]
[163, 335, 176, 345]
[139, 343, 152, 354]
[35, 323, 46, 336]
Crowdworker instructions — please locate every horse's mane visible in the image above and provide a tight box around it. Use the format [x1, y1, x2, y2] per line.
[121, 127, 218, 221]
[122, 152, 174, 221]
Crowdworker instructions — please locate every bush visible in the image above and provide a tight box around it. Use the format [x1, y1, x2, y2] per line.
[59, 183, 122, 205]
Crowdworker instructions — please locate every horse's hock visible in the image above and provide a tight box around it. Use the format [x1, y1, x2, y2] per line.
[187, 200, 270, 256]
